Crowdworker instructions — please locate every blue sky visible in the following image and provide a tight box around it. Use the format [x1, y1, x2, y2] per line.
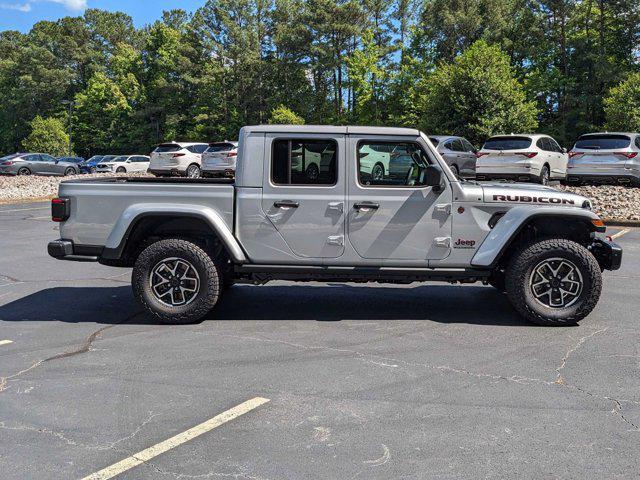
[0, 0, 205, 32]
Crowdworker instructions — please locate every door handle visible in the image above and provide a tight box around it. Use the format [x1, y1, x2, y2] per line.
[354, 202, 380, 211]
[274, 201, 299, 209]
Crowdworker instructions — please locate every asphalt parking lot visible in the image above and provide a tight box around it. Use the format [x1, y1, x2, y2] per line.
[1, 202, 639, 479]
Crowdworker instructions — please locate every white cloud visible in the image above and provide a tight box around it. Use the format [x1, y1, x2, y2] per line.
[0, 2, 32, 11]
[1, 0, 88, 13]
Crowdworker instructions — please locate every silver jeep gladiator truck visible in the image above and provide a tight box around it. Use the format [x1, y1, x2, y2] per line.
[48, 126, 622, 326]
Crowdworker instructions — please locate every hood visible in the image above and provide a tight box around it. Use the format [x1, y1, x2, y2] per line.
[481, 182, 590, 208]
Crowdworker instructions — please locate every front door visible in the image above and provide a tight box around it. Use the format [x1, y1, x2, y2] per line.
[261, 134, 346, 259]
[347, 136, 452, 263]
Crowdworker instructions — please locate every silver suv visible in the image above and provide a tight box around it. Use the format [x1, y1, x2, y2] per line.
[429, 136, 477, 178]
[566, 133, 640, 186]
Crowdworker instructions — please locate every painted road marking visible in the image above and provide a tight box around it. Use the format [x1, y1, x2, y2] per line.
[0, 340, 13, 346]
[611, 228, 631, 240]
[81, 397, 270, 480]
[0, 206, 49, 213]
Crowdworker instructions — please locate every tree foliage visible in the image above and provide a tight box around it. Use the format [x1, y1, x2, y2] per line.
[22, 116, 70, 156]
[604, 73, 640, 132]
[268, 105, 305, 124]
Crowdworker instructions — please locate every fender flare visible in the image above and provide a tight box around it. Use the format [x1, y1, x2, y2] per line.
[471, 206, 601, 268]
[101, 203, 247, 263]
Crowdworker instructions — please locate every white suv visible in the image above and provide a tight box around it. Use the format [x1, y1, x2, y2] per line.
[476, 134, 568, 185]
[148, 142, 209, 178]
[201, 142, 239, 178]
[96, 155, 150, 174]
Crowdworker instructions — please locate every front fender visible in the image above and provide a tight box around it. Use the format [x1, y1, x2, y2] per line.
[471, 206, 601, 268]
[102, 203, 247, 263]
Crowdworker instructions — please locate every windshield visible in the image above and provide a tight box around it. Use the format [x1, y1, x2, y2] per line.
[154, 144, 182, 153]
[574, 134, 631, 150]
[101, 155, 117, 162]
[87, 156, 103, 163]
[483, 136, 532, 150]
[205, 143, 236, 153]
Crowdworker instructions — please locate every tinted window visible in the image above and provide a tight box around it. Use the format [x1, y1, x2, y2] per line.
[451, 139, 465, 152]
[132, 156, 148, 162]
[536, 138, 550, 151]
[271, 139, 337, 185]
[186, 145, 207, 154]
[0, 154, 21, 161]
[575, 134, 631, 150]
[461, 139, 476, 152]
[206, 143, 236, 153]
[358, 141, 431, 187]
[113, 156, 129, 162]
[40, 154, 56, 162]
[636, 137, 640, 149]
[25, 154, 41, 161]
[154, 144, 182, 153]
[483, 136, 532, 150]
[429, 137, 440, 146]
[548, 138, 562, 153]
[102, 155, 117, 162]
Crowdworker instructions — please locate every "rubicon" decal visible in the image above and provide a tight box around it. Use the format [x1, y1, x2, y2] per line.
[493, 195, 575, 205]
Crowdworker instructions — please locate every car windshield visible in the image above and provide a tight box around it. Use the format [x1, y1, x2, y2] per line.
[428, 138, 440, 146]
[205, 143, 236, 153]
[154, 144, 182, 153]
[113, 156, 129, 162]
[483, 136, 532, 150]
[574, 134, 631, 150]
[87, 156, 103, 163]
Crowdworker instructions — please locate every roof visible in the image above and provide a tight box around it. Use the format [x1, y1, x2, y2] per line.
[578, 132, 639, 137]
[242, 125, 421, 136]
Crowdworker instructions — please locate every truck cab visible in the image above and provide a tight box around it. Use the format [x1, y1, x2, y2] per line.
[49, 125, 622, 327]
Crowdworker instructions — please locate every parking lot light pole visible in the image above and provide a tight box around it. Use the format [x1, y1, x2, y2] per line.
[61, 100, 74, 156]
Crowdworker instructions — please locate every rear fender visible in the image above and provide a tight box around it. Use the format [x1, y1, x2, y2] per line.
[102, 203, 247, 263]
[471, 206, 601, 268]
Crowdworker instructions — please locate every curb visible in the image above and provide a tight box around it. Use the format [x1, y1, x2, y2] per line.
[604, 219, 640, 228]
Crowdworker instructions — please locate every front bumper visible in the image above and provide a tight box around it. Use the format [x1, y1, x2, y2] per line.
[48, 240, 102, 262]
[589, 238, 623, 271]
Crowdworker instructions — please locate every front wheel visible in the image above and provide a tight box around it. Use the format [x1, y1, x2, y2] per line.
[116, 167, 126, 174]
[132, 239, 222, 324]
[505, 239, 602, 326]
[186, 164, 201, 178]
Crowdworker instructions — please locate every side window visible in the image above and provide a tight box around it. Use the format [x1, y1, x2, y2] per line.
[549, 139, 562, 153]
[133, 156, 148, 162]
[195, 145, 208, 154]
[358, 141, 431, 187]
[271, 139, 337, 186]
[443, 141, 454, 151]
[636, 137, 640, 149]
[461, 139, 476, 152]
[25, 154, 40, 162]
[41, 154, 56, 162]
[186, 145, 197, 153]
[451, 139, 465, 152]
[536, 138, 547, 151]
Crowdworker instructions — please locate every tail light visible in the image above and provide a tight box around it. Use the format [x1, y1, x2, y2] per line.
[2, 161, 14, 166]
[516, 152, 538, 158]
[224, 152, 238, 158]
[51, 198, 70, 222]
[172, 153, 186, 158]
[568, 152, 583, 158]
[615, 152, 638, 159]
[475, 152, 488, 158]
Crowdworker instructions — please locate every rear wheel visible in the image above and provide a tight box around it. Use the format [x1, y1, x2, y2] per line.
[186, 164, 201, 178]
[64, 167, 76, 176]
[17, 167, 31, 176]
[305, 163, 319, 181]
[538, 165, 550, 185]
[451, 164, 460, 179]
[132, 239, 222, 324]
[505, 239, 602, 326]
[372, 163, 385, 181]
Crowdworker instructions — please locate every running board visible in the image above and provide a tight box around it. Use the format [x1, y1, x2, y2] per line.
[234, 265, 491, 285]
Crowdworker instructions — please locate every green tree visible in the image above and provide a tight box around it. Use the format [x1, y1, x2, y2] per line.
[412, 41, 538, 145]
[268, 105, 305, 124]
[22, 116, 70, 156]
[604, 73, 640, 132]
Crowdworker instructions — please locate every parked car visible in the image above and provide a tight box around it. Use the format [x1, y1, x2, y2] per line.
[49, 124, 622, 327]
[58, 156, 85, 165]
[0, 153, 82, 176]
[565, 132, 640, 186]
[80, 155, 106, 174]
[476, 134, 568, 185]
[429, 136, 477, 178]
[148, 142, 209, 178]
[96, 155, 150, 174]
[201, 142, 239, 178]
[358, 142, 426, 184]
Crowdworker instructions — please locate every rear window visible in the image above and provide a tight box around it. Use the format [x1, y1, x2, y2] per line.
[574, 134, 631, 150]
[483, 136, 532, 150]
[0, 153, 21, 161]
[205, 143, 236, 153]
[428, 138, 440, 146]
[154, 144, 182, 153]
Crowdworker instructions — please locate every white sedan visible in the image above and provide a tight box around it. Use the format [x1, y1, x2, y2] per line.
[96, 155, 150, 174]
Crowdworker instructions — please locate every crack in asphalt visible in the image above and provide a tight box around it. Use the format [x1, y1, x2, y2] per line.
[0, 311, 144, 393]
[0, 271, 130, 288]
[555, 327, 609, 385]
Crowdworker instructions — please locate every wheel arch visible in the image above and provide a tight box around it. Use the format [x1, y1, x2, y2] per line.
[101, 204, 247, 266]
[471, 206, 603, 269]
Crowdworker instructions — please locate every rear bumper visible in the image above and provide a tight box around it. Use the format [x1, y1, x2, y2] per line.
[589, 238, 623, 271]
[202, 168, 235, 178]
[564, 172, 640, 186]
[48, 240, 102, 262]
[476, 173, 539, 182]
[148, 168, 187, 177]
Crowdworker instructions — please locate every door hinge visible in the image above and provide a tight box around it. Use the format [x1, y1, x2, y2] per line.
[434, 237, 451, 248]
[435, 203, 452, 215]
[327, 235, 344, 246]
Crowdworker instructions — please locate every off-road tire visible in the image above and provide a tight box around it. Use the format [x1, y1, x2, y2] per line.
[505, 239, 602, 326]
[132, 239, 221, 324]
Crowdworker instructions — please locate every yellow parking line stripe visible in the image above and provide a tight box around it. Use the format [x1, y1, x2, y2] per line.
[81, 397, 270, 480]
[0, 340, 13, 346]
[611, 228, 631, 240]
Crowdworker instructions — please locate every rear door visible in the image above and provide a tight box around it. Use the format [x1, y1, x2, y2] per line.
[261, 133, 346, 259]
[131, 156, 150, 172]
[347, 135, 452, 262]
[39, 154, 59, 174]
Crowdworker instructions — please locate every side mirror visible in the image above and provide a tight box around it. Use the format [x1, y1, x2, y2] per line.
[562, 147, 568, 154]
[424, 165, 444, 192]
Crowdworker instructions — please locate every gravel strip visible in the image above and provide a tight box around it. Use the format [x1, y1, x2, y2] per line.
[1, 175, 639, 221]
